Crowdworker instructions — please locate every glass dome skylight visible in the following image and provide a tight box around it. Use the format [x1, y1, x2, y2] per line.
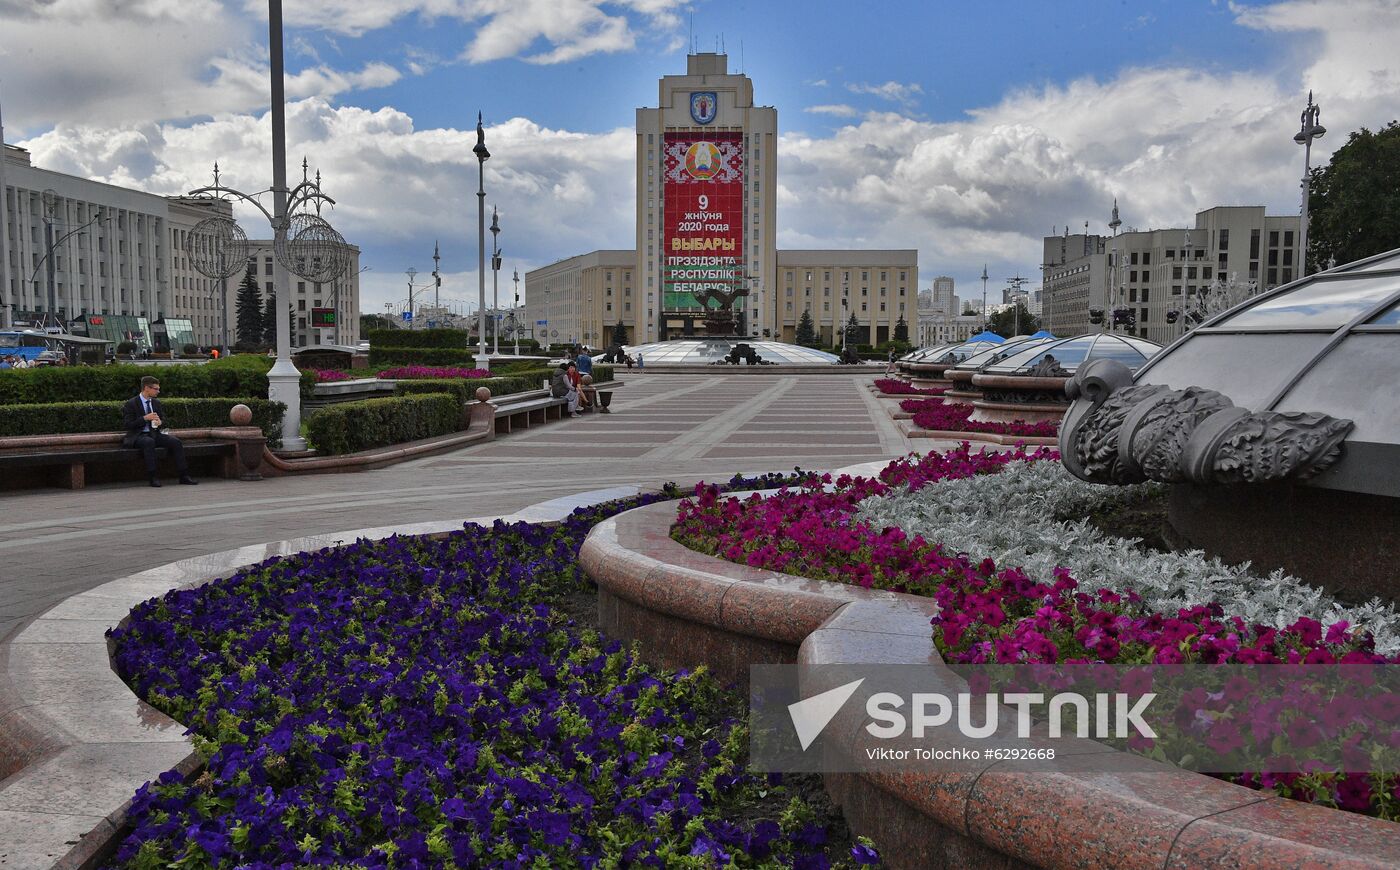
[1135, 246, 1400, 482]
[949, 335, 1057, 372]
[982, 333, 1162, 375]
[597, 338, 842, 365]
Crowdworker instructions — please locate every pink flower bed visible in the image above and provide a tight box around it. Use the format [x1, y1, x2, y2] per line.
[672, 450, 1400, 819]
[873, 378, 947, 396]
[377, 366, 491, 380]
[311, 369, 353, 382]
[674, 446, 1048, 595]
[899, 397, 1058, 437]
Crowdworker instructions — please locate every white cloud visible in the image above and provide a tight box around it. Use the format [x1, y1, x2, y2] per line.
[847, 80, 924, 107]
[804, 104, 859, 117]
[18, 99, 637, 314]
[775, 1, 1400, 285]
[0, 0, 684, 133]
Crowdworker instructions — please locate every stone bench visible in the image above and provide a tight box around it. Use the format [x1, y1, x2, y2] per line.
[492, 381, 624, 433]
[0, 422, 266, 490]
[493, 391, 568, 434]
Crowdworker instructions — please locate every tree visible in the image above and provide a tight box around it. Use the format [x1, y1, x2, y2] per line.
[611, 320, 628, 347]
[261, 292, 278, 347]
[844, 312, 864, 347]
[892, 313, 909, 343]
[987, 302, 1040, 338]
[962, 303, 978, 316]
[794, 308, 817, 347]
[360, 313, 394, 334]
[234, 268, 263, 348]
[1307, 120, 1400, 272]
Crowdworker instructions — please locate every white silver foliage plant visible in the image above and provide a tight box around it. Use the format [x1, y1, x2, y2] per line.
[855, 460, 1400, 655]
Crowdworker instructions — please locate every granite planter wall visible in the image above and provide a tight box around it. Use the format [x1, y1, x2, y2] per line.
[580, 499, 1400, 870]
[967, 373, 1070, 425]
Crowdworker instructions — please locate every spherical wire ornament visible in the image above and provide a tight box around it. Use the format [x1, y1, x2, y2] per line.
[185, 217, 250, 279]
[274, 212, 350, 284]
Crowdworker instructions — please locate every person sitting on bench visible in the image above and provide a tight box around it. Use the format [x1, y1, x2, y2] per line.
[121, 376, 198, 487]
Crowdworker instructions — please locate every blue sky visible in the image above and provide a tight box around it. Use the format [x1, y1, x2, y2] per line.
[3, 0, 1397, 315]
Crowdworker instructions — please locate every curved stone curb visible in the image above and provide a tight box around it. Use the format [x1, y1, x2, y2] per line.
[0, 485, 640, 870]
[579, 500, 1400, 870]
[900, 426, 1058, 447]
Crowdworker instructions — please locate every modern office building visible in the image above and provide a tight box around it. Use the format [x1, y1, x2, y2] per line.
[1, 142, 360, 348]
[523, 250, 634, 349]
[1042, 206, 1302, 343]
[527, 52, 917, 349]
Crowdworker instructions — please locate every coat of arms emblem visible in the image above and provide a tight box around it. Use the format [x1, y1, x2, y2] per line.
[690, 92, 717, 125]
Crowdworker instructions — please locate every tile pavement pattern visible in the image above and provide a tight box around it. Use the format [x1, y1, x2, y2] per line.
[0, 372, 910, 646]
[0, 371, 936, 865]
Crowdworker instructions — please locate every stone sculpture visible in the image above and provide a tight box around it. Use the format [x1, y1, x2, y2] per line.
[1059, 359, 1353, 486]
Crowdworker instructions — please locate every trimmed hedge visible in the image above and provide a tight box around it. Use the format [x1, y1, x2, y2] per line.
[368, 328, 470, 349]
[0, 355, 313, 405]
[0, 398, 284, 441]
[393, 378, 476, 405]
[367, 347, 478, 367]
[304, 394, 460, 455]
[389, 366, 614, 405]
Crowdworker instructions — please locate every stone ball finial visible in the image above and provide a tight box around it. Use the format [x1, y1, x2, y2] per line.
[230, 404, 253, 426]
[581, 374, 593, 385]
[475, 387, 491, 402]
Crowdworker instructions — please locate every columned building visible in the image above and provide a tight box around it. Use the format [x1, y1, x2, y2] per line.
[528, 53, 917, 348]
[2, 143, 360, 349]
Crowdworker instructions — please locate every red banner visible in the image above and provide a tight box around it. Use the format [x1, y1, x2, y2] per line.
[662, 132, 744, 310]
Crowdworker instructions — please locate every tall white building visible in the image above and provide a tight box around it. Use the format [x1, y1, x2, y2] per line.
[2, 143, 360, 349]
[530, 52, 917, 349]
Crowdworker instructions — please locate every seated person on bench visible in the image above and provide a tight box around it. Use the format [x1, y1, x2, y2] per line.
[121, 376, 198, 487]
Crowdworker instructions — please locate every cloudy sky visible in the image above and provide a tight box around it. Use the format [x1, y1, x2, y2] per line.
[2, 0, 1398, 315]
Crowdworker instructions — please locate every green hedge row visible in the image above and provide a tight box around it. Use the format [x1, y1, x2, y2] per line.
[0, 355, 314, 406]
[389, 366, 614, 405]
[305, 394, 460, 456]
[0, 398, 284, 440]
[368, 328, 470, 349]
[367, 347, 478, 367]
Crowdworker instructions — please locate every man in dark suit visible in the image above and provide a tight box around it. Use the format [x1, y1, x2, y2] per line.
[122, 376, 198, 487]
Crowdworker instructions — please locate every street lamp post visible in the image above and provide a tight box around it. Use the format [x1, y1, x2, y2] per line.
[1294, 91, 1325, 277]
[490, 206, 501, 355]
[473, 113, 491, 370]
[180, 1, 350, 450]
[980, 264, 989, 331]
[406, 267, 419, 329]
[0, 88, 9, 328]
[512, 268, 521, 355]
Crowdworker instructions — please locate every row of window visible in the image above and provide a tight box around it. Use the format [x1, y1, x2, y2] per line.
[789, 270, 907, 283]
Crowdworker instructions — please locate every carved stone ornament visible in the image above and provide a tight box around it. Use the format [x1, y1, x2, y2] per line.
[1027, 354, 1070, 378]
[1059, 359, 1353, 486]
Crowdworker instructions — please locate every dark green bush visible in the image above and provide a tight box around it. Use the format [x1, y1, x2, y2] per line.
[367, 347, 478, 367]
[305, 394, 460, 455]
[0, 398, 284, 440]
[368, 328, 470, 349]
[394, 378, 474, 405]
[386, 366, 614, 405]
[0, 357, 311, 405]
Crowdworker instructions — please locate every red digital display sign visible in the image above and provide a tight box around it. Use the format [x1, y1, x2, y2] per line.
[662, 131, 744, 310]
[310, 307, 336, 328]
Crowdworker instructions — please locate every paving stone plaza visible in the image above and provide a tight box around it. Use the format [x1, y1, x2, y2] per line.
[0, 372, 912, 645]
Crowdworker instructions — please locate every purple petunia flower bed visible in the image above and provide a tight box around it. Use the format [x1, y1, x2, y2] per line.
[107, 476, 880, 868]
